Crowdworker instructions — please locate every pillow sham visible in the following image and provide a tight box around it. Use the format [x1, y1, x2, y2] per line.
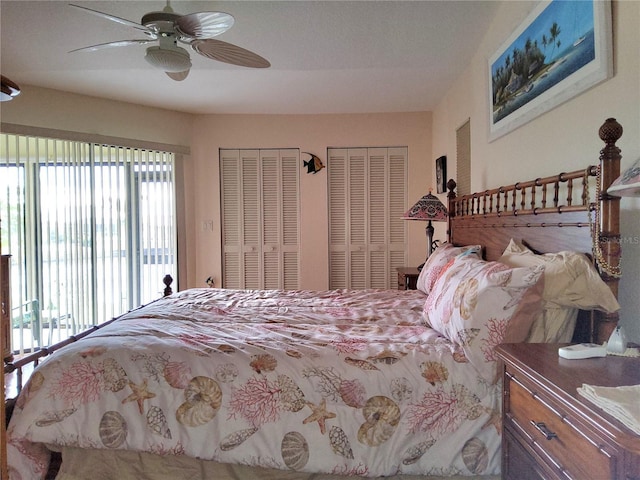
[416, 243, 482, 295]
[423, 254, 544, 383]
[499, 239, 620, 342]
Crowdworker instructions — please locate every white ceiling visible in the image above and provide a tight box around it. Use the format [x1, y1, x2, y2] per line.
[1, 1, 501, 115]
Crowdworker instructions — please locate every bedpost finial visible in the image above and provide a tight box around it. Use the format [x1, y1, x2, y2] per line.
[163, 274, 173, 296]
[599, 118, 623, 145]
[446, 179, 457, 194]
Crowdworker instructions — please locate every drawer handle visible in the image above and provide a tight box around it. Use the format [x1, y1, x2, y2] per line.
[532, 421, 557, 440]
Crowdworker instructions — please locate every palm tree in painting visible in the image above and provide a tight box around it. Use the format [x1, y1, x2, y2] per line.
[548, 22, 561, 60]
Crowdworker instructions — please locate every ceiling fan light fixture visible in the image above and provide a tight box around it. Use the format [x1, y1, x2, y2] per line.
[145, 45, 192, 72]
[166, 70, 190, 81]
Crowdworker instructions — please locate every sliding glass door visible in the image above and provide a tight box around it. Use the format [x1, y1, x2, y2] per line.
[0, 134, 177, 354]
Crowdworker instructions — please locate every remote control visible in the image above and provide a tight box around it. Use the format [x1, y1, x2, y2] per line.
[558, 343, 607, 360]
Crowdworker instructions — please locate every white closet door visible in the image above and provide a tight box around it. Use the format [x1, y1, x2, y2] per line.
[261, 150, 280, 288]
[242, 150, 261, 289]
[368, 148, 387, 289]
[280, 150, 300, 290]
[349, 148, 367, 289]
[328, 147, 407, 289]
[387, 148, 409, 287]
[328, 149, 349, 289]
[220, 149, 243, 288]
[221, 149, 299, 289]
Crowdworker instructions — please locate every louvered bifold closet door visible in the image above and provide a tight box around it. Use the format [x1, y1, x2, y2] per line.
[328, 150, 349, 289]
[221, 149, 299, 290]
[220, 150, 242, 288]
[221, 149, 259, 289]
[387, 148, 408, 287]
[349, 148, 367, 289]
[328, 147, 407, 289]
[278, 150, 300, 290]
[242, 150, 261, 288]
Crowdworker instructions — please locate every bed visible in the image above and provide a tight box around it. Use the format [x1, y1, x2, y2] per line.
[4, 118, 624, 480]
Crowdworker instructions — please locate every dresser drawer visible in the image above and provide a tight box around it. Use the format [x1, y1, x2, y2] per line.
[503, 426, 546, 480]
[505, 373, 614, 480]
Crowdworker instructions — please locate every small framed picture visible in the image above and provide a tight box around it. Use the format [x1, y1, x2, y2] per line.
[435, 156, 447, 194]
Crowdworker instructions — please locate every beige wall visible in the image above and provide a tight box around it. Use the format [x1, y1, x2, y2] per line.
[188, 113, 432, 290]
[0, 85, 193, 148]
[432, 0, 640, 342]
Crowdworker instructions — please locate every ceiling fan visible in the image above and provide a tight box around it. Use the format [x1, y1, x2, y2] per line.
[69, 1, 270, 81]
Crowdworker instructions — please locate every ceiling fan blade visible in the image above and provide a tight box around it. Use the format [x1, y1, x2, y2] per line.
[70, 39, 154, 53]
[69, 3, 152, 33]
[176, 12, 234, 39]
[166, 70, 190, 81]
[192, 39, 270, 68]
[1, 75, 21, 101]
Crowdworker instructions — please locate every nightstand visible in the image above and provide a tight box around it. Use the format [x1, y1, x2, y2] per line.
[396, 267, 420, 290]
[496, 343, 640, 480]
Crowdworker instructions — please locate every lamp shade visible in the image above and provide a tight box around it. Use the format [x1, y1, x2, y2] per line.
[608, 158, 640, 197]
[402, 192, 448, 221]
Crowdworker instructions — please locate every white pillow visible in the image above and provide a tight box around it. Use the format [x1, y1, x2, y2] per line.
[499, 239, 620, 342]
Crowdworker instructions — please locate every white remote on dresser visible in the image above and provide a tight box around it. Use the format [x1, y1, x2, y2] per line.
[558, 343, 607, 359]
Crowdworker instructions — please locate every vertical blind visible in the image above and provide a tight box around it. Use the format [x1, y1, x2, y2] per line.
[0, 133, 177, 354]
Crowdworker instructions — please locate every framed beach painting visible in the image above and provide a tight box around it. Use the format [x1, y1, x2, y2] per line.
[488, 0, 612, 141]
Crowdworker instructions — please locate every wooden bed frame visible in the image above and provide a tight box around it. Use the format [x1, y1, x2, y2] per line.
[2, 117, 624, 479]
[447, 117, 622, 345]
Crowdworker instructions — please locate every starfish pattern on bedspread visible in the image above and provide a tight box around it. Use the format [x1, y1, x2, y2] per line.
[303, 398, 336, 434]
[122, 379, 156, 414]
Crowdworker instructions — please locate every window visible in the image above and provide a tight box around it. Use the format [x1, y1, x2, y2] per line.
[0, 134, 177, 354]
[328, 147, 407, 289]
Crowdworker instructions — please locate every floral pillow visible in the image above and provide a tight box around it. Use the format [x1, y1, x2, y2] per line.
[499, 239, 620, 342]
[416, 243, 482, 295]
[423, 254, 544, 383]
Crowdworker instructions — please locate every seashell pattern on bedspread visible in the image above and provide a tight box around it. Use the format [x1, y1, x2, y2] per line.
[7, 288, 503, 479]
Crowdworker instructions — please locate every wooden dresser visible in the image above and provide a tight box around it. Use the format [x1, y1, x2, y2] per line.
[496, 343, 640, 480]
[396, 267, 420, 290]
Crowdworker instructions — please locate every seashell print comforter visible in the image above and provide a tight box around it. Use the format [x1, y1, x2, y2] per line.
[7, 288, 503, 479]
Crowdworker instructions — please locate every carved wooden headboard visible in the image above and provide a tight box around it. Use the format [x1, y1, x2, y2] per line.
[447, 118, 622, 345]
